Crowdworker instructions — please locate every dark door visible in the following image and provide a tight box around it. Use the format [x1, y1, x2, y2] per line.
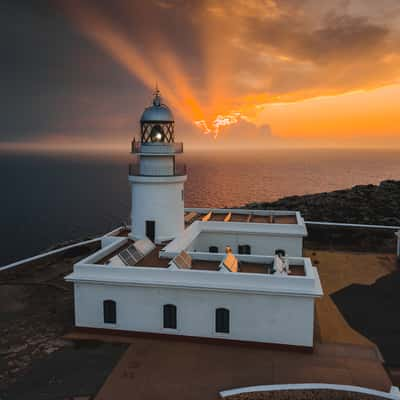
[163, 304, 177, 329]
[216, 308, 230, 333]
[146, 220, 155, 242]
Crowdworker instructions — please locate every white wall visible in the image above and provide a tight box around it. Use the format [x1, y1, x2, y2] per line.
[191, 231, 303, 257]
[74, 282, 315, 347]
[140, 155, 174, 176]
[130, 176, 186, 243]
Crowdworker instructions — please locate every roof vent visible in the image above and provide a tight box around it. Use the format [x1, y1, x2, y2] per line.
[169, 250, 192, 270]
[219, 252, 239, 273]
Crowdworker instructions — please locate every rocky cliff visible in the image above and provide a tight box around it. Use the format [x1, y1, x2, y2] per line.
[245, 180, 400, 252]
[246, 180, 400, 226]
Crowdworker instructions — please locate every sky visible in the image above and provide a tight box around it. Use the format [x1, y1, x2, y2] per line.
[1, 0, 400, 151]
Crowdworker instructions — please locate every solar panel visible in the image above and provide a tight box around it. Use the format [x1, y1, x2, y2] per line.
[118, 248, 136, 266]
[116, 238, 156, 267]
[126, 244, 143, 263]
[170, 251, 192, 269]
[184, 211, 197, 223]
[180, 250, 192, 266]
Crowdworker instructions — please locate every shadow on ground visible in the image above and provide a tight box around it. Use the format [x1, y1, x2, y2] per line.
[332, 269, 400, 366]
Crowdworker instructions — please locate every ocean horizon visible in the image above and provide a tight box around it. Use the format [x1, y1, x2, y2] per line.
[1, 148, 399, 266]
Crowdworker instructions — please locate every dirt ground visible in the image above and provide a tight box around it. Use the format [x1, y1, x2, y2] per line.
[90, 335, 391, 400]
[0, 243, 100, 391]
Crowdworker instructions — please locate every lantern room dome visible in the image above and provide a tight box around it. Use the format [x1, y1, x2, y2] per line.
[140, 89, 174, 123]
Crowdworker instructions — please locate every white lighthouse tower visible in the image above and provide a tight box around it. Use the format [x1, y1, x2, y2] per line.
[129, 88, 187, 243]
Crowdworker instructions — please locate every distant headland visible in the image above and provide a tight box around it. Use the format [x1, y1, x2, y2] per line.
[246, 180, 400, 226]
[245, 180, 400, 253]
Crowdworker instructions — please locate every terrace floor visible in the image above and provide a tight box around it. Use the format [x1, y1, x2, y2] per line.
[135, 245, 170, 268]
[101, 241, 306, 275]
[185, 211, 297, 225]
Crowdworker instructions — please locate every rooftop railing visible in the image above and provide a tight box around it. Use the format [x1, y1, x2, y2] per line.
[131, 140, 183, 154]
[129, 163, 187, 177]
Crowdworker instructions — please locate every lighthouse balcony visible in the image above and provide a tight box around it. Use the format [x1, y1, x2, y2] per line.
[131, 140, 183, 155]
[129, 163, 187, 177]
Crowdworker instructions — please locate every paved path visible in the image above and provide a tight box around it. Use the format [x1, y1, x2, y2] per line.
[89, 336, 391, 400]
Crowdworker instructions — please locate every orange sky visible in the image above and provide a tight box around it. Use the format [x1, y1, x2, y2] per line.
[54, 0, 400, 148]
[2, 0, 400, 151]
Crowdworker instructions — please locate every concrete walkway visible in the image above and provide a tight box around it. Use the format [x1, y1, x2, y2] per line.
[88, 336, 391, 400]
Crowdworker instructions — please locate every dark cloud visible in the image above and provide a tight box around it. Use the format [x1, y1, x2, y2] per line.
[0, 0, 147, 140]
[222, 4, 399, 99]
[1, 0, 400, 144]
[251, 13, 390, 64]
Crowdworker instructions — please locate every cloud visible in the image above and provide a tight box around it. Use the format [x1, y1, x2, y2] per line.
[209, 118, 273, 142]
[1, 0, 400, 146]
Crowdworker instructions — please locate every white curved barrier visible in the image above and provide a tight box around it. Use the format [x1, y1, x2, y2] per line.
[220, 383, 400, 399]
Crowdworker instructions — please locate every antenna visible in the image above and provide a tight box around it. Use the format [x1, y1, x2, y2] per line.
[153, 82, 161, 106]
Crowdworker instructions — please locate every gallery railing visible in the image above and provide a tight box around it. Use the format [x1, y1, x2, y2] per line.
[129, 163, 187, 177]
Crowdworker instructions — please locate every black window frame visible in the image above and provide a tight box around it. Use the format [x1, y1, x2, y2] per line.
[163, 304, 177, 329]
[103, 299, 116, 324]
[238, 245, 251, 255]
[209, 246, 219, 253]
[215, 308, 230, 334]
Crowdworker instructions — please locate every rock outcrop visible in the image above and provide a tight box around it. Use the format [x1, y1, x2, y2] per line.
[245, 180, 400, 226]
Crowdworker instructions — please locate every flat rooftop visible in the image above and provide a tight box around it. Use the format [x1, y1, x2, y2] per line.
[97, 240, 306, 276]
[99, 243, 169, 268]
[184, 208, 300, 226]
[135, 245, 170, 268]
[177, 259, 305, 276]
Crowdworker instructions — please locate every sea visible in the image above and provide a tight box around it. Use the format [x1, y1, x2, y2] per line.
[1, 148, 399, 266]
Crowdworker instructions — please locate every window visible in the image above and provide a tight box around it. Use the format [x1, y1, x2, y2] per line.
[215, 308, 230, 333]
[209, 246, 219, 253]
[275, 249, 286, 257]
[103, 300, 116, 324]
[181, 189, 184, 201]
[238, 245, 251, 254]
[163, 304, 177, 329]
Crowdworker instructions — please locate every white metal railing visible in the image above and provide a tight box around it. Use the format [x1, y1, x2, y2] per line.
[305, 221, 400, 230]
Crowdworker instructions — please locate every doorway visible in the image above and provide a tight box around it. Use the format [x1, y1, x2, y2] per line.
[146, 220, 155, 242]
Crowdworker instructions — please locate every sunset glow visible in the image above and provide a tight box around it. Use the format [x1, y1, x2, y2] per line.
[2, 0, 400, 150]
[53, 0, 400, 147]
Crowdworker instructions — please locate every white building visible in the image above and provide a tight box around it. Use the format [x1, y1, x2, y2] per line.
[66, 90, 323, 349]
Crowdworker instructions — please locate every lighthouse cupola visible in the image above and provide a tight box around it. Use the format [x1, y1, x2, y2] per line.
[139, 88, 175, 144]
[129, 88, 187, 243]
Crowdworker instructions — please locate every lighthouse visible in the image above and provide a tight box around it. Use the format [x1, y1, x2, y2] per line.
[129, 88, 187, 243]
